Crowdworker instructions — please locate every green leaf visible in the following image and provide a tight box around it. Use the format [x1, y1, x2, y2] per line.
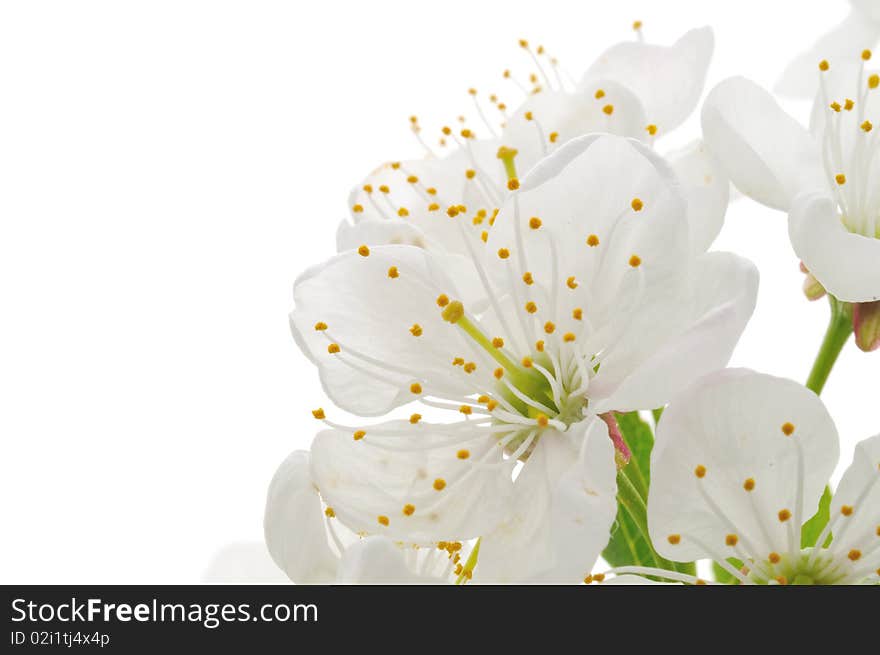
[602, 412, 696, 578]
[712, 558, 744, 584]
[801, 486, 832, 548]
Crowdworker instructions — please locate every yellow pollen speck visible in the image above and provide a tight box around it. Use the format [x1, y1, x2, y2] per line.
[452, 357, 464, 366]
[863, 49, 873, 61]
[397, 207, 409, 217]
[587, 234, 600, 247]
[633, 20, 643, 30]
[409, 413, 421, 424]
[523, 272, 534, 285]
[494, 367, 504, 379]
[563, 332, 576, 342]
[468, 87, 477, 96]
[465, 169, 476, 179]
[769, 552, 781, 564]
[391, 162, 401, 170]
[593, 573, 605, 583]
[353, 430, 366, 441]
[844, 98, 855, 111]
[629, 254, 642, 268]
[457, 449, 470, 460]
[631, 198, 644, 212]
[583, 575, 593, 584]
[694, 465, 707, 478]
[725, 534, 739, 547]
[410, 383, 422, 394]
[781, 422, 795, 436]
[594, 89, 605, 99]
[819, 60, 829, 71]
[387, 266, 399, 278]
[377, 515, 389, 526]
[363, 184, 373, 193]
[848, 549, 862, 561]
[378, 185, 389, 194]
[409, 324, 423, 337]
[549, 132, 559, 143]
[426, 187, 437, 195]
[525, 301, 537, 314]
[572, 308, 583, 320]
[862, 120, 873, 132]
[478, 395, 490, 404]
[743, 478, 756, 491]
[508, 178, 520, 190]
[492, 337, 505, 348]
[841, 505, 854, 516]
[446, 205, 459, 217]
[536, 414, 549, 427]
[535, 340, 545, 352]
[667, 534, 681, 545]
[602, 104, 614, 115]
[406, 174, 417, 183]
[436, 294, 450, 307]
[357, 245, 370, 257]
[314, 322, 328, 331]
[461, 128, 473, 139]
[529, 216, 542, 229]
[870, 74, 880, 89]
[312, 408, 325, 420]
[544, 321, 556, 334]
[442, 300, 465, 324]
[325, 507, 335, 518]
[487, 399, 499, 410]
[836, 173, 847, 185]
[830, 101, 841, 112]
[481, 230, 489, 243]
[646, 124, 658, 136]
[459, 405, 472, 415]
[327, 343, 340, 354]
[463, 362, 476, 373]
[428, 202, 440, 211]
[522, 357, 533, 368]
[352, 204, 364, 213]
[778, 509, 792, 522]
[566, 276, 578, 289]
[403, 504, 415, 516]
[433, 478, 446, 491]
[498, 248, 510, 259]
[524, 111, 534, 121]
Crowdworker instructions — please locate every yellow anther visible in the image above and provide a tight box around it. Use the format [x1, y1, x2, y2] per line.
[583, 575, 593, 584]
[743, 478, 755, 491]
[549, 131, 559, 143]
[468, 87, 477, 96]
[529, 216, 542, 229]
[442, 300, 465, 324]
[397, 207, 409, 218]
[486, 399, 499, 411]
[433, 478, 446, 491]
[862, 120, 873, 132]
[544, 321, 556, 334]
[776, 576, 788, 586]
[426, 187, 437, 195]
[778, 509, 792, 522]
[378, 185, 390, 194]
[314, 322, 328, 331]
[586, 234, 600, 247]
[522, 356, 533, 368]
[472, 214, 484, 226]
[465, 169, 476, 180]
[357, 244, 370, 257]
[428, 202, 440, 211]
[593, 573, 605, 583]
[524, 111, 534, 121]
[352, 204, 364, 213]
[819, 60, 829, 71]
[781, 422, 795, 436]
[481, 231, 489, 243]
[633, 20, 643, 30]
[353, 430, 366, 441]
[529, 73, 538, 84]
[463, 362, 476, 373]
[629, 254, 642, 268]
[403, 504, 415, 516]
[848, 549, 862, 561]
[436, 294, 450, 307]
[768, 552, 781, 564]
[870, 74, 880, 89]
[667, 534, 681, 545]
[566, 276, 578, 289]
[694, 464, 707, 478]
[725, 534, 739, 547]
[522, 271, 534, 285]
[442, 126, 452, 135]
[519, 38, 529, 48]
[535, 340, 545, 352]
[406, 174, 418, 183]
[377, 515, 389, 526]
[410, 383, 422, 394]
[460, 128, 473, 139]
[536, 414, 549, 427]
[327, 343, 340, 354]
[830, 101, 841, 112]
[446, 205, 459, 217]
[836, 173, 847, 185]
[525, 301, 537, 314]
[493, 367, 504, 379]
[387, 266, 399, 278]
[631, 197, 644, 212]
[457, 449, 471, 460]
[477, 395, 490, 404]
[409, 413, 422, 424]
[324, 507, 335, 518]
[507, 178, 520, 190]
[594, 89, 605, 100]
[646, 124, 658, 136]
[863, 49, 873, 61]
[363, 184, 373, 193]
[844, 98, 855, 111]
[409, 115, 418, 124]
[695, 579, 707, 585]
[563, 332, 576, 342]
[312, 408, 325, 420]
[498, 248, 510, 259]
[602, 104, 614, 115]
[492, 337, 505, 348]
[452, 357, 464, 366]
[409, 324, 423, 337]
[841, 505, 854, 516]
[572, 308, 583, 321]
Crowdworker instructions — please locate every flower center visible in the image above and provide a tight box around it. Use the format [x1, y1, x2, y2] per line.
[747, 549, 850, 586]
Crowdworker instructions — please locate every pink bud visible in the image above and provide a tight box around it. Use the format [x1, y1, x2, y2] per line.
[853, 301, 880, 352]
[600, 412, 631, 468]
[803, 273, 826, 301]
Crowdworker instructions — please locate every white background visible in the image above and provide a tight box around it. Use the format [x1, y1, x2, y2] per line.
[1, 0, 874, 583]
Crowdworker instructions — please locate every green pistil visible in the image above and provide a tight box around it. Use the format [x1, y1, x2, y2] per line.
[496, 146, 518, 181]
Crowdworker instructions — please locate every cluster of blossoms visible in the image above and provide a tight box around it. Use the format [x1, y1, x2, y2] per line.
[255, 18, 880, 585]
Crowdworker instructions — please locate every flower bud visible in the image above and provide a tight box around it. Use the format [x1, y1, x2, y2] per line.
[800, 262, 826, 301]
[600, 412, 631, 469]
[853, 301, 880, 352]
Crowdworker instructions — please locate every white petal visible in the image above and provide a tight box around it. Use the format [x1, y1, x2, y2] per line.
[264, 451, 338, 584]
[310, 422, 513, 543]
[649, 369, 839, 563]
[290, 245, 484, 415]
[593, 252, 758, 413]
[335, 537, 444, 584]
[476, 420, 617, 583]
[583, 27, 714, 133]
[701, 77, 825, 210]
[789, 192, 880, 302]
[336, 217, 428, 252]
[668, 139, 730, 254]
[828, 434, 880, 564]
[776, 9, 880, 98]
[603, 575, 676, 585]
[201, 543, 290, 583]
